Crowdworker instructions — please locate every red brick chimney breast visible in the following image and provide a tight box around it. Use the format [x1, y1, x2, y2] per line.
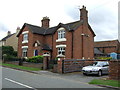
[80, 5, 88, 23]
[41, 16, 50, 29]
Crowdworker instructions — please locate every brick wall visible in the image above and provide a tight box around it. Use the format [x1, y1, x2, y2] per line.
[5, 61, 43, 68]
[57, 59, 107, 73]
[73, 25, 94, 59]
[109, 60, 120, 80]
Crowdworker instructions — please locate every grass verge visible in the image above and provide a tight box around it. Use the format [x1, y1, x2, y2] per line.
[0, 63, 41, 71]
[89, 79, 120, 88]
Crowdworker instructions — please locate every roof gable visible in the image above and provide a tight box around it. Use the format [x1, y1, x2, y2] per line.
[17, 23, 45, 37]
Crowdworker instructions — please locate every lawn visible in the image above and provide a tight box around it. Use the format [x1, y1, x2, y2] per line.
[0, 63, 41, 71]
[89, 79, 120, 88]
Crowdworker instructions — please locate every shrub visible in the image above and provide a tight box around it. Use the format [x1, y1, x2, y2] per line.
[2, 46, 17, 57]
[3, 54, 19, 61]
[26, 55, 43, 63]
[2, 46, 18, 61]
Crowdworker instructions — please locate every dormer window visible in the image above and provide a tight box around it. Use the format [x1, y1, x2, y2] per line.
[56, 27, 66, 42]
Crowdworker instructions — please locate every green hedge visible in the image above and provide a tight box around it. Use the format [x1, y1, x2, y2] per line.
[3, 54, 19, 61]
[26, 55, 43, 63]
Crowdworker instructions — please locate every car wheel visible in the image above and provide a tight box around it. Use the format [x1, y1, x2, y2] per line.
[98, 70, 102, 76]
[83, 73, 87, 75]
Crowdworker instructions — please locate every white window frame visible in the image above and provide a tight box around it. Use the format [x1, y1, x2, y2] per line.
[22, 33, 28, 43]
[23, 33, 28, 41]
[22, 48, 28, 57]
[58, 30, 65, 39]
[57, 47, 65, 57]
[56, 28, 66, 42]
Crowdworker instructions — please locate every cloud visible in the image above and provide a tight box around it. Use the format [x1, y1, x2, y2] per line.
[64, 5, 80, 20]
[62, 0, 118, 41]
[0, 0, 118, 41]
[0, 22, 8, 32]
[89, 6, 118, 41]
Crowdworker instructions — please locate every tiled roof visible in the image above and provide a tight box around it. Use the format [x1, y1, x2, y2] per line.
[17, 20, 95, 36]
[1, 34, 15, 41]
[94, 40, 119, 47]
[42, 44, 52, 51]
[94, 48, 103, 54]
[26, 24, 45, 35]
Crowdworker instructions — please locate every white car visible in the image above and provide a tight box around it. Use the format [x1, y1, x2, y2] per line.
[82, 61, 109, 76]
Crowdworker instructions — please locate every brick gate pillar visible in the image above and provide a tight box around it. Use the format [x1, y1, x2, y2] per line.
[57, 58, 64, 74]
[43, 56, 49, 70]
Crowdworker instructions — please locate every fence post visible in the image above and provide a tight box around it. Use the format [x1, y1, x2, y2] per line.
[62, 60, 64, 73]
[3, 54, 7, 63]
[19, 57, 24, 66]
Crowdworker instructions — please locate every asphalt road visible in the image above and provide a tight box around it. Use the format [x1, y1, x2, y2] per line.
[2, 67, 109, 89]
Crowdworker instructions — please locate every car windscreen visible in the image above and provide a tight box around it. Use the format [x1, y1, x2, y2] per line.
[90, 62, 105, 67]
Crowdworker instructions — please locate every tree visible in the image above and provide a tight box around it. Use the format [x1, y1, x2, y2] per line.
[2, 46, 17, 61]
[2, 46, 14, 56]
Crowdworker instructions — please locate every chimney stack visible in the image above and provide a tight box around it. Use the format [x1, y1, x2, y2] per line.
[7, 31, 11, 36]
[80, 5, 88, 23]
[41, 16, 50, 29]
[16, 27, 20, 34]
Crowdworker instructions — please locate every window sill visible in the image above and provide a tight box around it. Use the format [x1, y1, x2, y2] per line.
[22, 46, 28, 48]
[56, 45, 66, 48]
[56, 38, 66, 42]
[57, 55, 65, 57]
[43, 54, 50, 57]
[22, 40, 28, 44]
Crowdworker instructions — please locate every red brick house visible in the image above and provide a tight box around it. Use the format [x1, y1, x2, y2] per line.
[17, 6, 95, 60]
[94, 40, 120, 55]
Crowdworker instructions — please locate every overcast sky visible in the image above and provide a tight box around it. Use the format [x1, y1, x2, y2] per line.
[0, 0, 119, 41]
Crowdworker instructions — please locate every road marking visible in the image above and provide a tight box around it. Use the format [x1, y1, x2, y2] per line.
[5, 78, 37, 90]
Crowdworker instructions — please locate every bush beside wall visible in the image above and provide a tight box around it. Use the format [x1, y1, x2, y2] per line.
[26, 55, 43, 63]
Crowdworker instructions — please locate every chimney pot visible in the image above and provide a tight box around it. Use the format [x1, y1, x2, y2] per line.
[7, 31, 11, 36]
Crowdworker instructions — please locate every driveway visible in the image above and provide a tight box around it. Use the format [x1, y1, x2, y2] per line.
[33, 70, 109, 83]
